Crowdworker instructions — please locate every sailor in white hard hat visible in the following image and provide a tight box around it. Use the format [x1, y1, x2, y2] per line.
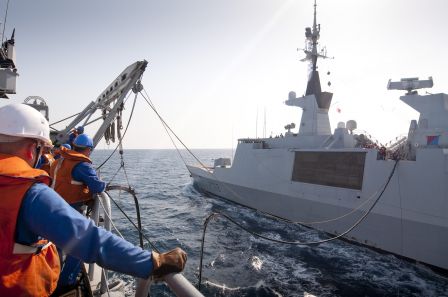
[0, 104, 187, 296]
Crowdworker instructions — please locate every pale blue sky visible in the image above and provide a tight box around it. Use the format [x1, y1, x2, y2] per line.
[1, 0, 447, 149]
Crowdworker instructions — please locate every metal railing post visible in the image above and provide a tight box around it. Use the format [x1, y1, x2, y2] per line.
[88, 195, 101, 280]
[99, 192, 112, 294]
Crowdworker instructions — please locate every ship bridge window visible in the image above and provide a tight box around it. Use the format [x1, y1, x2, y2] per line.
[291, 151, 366, 190]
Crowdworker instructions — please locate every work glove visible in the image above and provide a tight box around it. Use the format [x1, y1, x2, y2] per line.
[151, 247, 187, 278]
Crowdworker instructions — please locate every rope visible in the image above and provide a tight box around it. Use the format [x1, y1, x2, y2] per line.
[140, 89, 187, 166]
[97, 194, 125, 240]
[107, 164, 122, 185]
[105, 190, 161, 253]
[84, 115, 105, 127]
[140, 88, 205, 170]
[121, 168, 131, 194]
[49, 112, 81, 126]
[100, 268, 111, 297]
[197, 160, 399, 288]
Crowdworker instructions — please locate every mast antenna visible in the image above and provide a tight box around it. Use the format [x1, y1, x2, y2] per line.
[300, 0, 332, 66]
[1, 0, 11, 44]
[312, 0, 318, 71]
[285, 0, 334, 135]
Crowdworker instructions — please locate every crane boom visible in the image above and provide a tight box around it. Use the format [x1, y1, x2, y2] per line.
[51, 60, 148, 148]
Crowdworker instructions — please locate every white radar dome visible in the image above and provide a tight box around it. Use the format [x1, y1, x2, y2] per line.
[346, 120, 357, 132]
[288, 91, 296, 100]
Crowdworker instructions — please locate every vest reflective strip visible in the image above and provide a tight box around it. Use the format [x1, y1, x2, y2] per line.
[51, 158, 64, 189]
[12, 241, 52, 254]
[70, 180, 83, 185]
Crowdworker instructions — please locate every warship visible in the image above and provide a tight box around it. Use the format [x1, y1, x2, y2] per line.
[188, 1, 448, 272]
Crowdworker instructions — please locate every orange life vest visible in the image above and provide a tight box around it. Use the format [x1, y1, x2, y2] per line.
[50, 149, 93, 204]
[0, 154, 60, 297]
[40, 153, 55, 174]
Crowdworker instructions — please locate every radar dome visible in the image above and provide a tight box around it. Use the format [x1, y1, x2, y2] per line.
[346, 120, 357, 132]
[288, 91, 296, 100]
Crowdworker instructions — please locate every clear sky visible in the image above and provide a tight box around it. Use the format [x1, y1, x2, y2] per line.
[1, 0, 447, 149]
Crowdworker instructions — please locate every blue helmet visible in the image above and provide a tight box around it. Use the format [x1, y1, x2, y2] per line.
[73, 134, 93, 149]
[61, 143, 71, 150]
[76, 126, 84, 133]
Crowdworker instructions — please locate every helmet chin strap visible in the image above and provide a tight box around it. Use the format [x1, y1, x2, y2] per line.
[33, 143, 43, 168]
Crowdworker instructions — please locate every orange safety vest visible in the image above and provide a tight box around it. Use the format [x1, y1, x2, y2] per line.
[40, 153, 55, 174]
[50, 149, 93, 204]
[0, 154, 60, 297]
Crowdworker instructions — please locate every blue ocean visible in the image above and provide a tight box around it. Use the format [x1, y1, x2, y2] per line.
[91, 149, 448, 297]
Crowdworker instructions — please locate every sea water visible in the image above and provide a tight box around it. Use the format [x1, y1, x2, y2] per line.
[91, 149, 448, 297]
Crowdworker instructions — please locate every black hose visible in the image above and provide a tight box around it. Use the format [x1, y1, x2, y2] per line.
[198, 213, 218, 291]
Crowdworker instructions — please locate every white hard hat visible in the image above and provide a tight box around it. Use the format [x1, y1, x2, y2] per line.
[0, 103, 52, 145]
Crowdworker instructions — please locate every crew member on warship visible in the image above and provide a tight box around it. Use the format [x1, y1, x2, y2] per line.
[50, 133, 105, 212]
[0, 104, 187, 296]
[37, 146, 55, 174]
[50, 133, 107, 290]
[67, 125, 84, 148]
[53, 143, 71, 160]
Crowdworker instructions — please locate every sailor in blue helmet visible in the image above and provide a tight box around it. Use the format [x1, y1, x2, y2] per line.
[62, 143, 71, 150]
[53, 143, 71, 161]
[50, 133, 110, 290]
[51, 133, 105, 210]
[67, 125, 84, 148]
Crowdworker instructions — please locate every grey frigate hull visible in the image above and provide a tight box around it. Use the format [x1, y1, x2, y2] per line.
[188, 147, 448, 271]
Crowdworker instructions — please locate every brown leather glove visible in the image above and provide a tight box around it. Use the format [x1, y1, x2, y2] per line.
[151, 247, 187, 278]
